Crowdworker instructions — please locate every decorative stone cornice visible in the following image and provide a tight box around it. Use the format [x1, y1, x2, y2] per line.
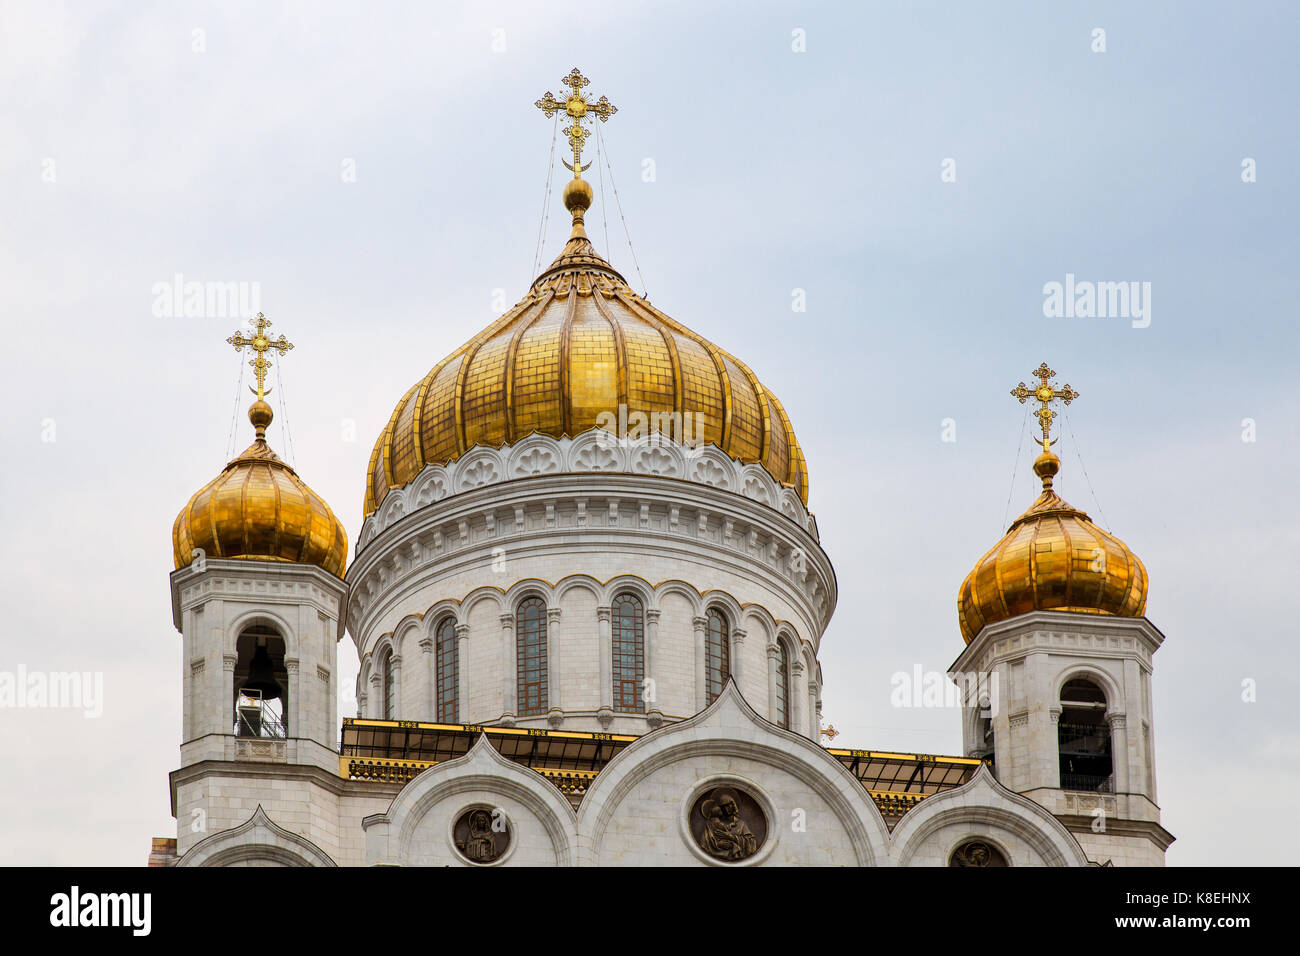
[950, 610, 1166, 677]
[344, 469, 837, 660]
[357, 432, 819, 555]
[170, 558, 347, 637]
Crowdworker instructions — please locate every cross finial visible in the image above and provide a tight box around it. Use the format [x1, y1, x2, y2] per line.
[1010, 362, 1079, 453]
[226, 313, 293, 402]
[535, 67, 618, 178]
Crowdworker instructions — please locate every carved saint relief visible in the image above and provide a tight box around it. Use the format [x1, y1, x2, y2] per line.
[949, 840, 1009, 867]
[690, 787, 766, 862]
[454, 807, 508, 864]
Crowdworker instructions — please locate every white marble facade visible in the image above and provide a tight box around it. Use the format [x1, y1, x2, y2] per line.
[165, 433, 1170, 866]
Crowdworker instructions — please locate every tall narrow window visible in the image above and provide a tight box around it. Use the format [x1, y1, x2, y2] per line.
[775, 641, 791, 729]
[705, 608, 730, 705]
[516, 597, 548, 715]
[436, 618, 458, 723]
[611, 593, 645, 713]
[1058, 678, 1112, 792]
[381, 648, 395, 720]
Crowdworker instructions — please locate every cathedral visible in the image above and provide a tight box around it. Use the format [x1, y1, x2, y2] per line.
[152, 70, 1173, 868]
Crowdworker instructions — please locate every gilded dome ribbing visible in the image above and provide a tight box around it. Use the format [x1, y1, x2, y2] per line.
[956, 451, 1147, 643]
[363, 181, 808, 518]
[174, 401, 348, 577]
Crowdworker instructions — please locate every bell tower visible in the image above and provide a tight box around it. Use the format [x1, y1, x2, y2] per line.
[950, 364, 1174, 866]
[167, 316, 349, 860]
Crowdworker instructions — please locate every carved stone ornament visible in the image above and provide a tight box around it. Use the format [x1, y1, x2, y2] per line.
[453, 807, 509, 864]
[949, 839, 1009, 867]
[689, 786, 766, 862]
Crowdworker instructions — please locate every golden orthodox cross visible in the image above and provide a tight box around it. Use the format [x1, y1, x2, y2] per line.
[1010, 362, 1079, 452]
[226, 313, 293, 400]
[535, 67, 618, 176]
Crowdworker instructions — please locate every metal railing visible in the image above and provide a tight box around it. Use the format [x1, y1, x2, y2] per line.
[1060, 772, 1113, 793]
[1058, 722, 1110, 755]
[235, 690, 286, 739]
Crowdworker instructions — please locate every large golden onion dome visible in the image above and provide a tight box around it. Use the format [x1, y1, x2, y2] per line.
[957, 451, 1147, 643]
[174, 400, 348, 577]
[363, 175, 808, 518]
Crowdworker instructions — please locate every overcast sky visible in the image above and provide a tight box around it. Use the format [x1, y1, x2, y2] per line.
[2, 0, 1297, 866]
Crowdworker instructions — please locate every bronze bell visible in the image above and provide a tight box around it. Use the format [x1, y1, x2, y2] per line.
[241, 643, 282, 701]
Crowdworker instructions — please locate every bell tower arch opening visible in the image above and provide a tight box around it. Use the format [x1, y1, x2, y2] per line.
[1057, 677, 1111, 792]
[234, 626, 288, 738]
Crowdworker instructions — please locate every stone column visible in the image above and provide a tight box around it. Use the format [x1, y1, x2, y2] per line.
[791, 659, 806, 737]
[369, 671, 382, 720]
[456, 624, 471, 724]
[731, 627, 747, 687]
[500, 613, 516, 722]
[285, 657, 300, 739]
[807, 678, 820, 743]
[207, 600, 226, 740]
[766, 644, 779, 724]
[596, 605, 613, 727]
[419, 636, 434, 720]
[222, 654, 237, 734]
[692, 615, 708, 710]
[547, 608, 563, 725]
[645, 608, 662, 724]
[1108, 712, 1129, 794]
[1045, 707, 1062, 792]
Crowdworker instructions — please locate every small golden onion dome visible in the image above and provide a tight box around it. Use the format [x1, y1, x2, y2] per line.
[957, 451, 1147, 643]
[174, 401, 348, 577]
[364, 178, 808, 518]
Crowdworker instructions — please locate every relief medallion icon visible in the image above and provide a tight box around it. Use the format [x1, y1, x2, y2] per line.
[454, 807, 509, 864]
[690, 787, 766, 862]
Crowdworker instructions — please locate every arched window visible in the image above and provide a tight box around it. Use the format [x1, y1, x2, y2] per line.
[775, 640, 791, 729]
[1058, 678, 1112, 792]
[436, 618, 458, 723]
[381, 648, 395, 720]
[611, 592, 645, 713]
[516, 597, 548, 715]
[705, 608, 730, 705]
[234, 627, 287, 738]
